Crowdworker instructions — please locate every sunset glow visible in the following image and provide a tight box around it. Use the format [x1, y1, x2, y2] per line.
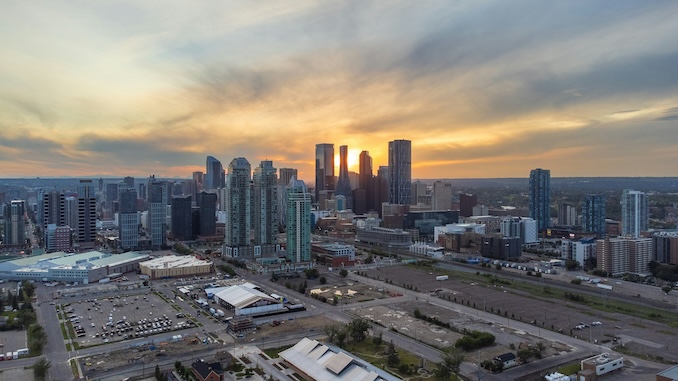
[1, 2, 678, 181]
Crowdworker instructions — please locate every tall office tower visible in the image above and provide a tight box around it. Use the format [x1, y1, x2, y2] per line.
[278, 168, 297, 186]
[106, 183, 119, 204]
[315, 143, 335, 205]
[376, 166, 389, 217]
[98, 178, 104, 192]
[558, 203, 577, 226]
[356, 151, 373, 214]
[148, 181, 167, 248]
[582, 195, 606, 238]
[335, 145, 353, 209]
[40, 190, 63, 231]
[411, 181, 427, 205]
[253, 161, 278, 246]
[206, 156, 224, 190]
[621, 189, 648, 238]
[76, 179, 97, 249]
[3, 200, 25, 246]
[62, 196, 78, 231]
[119, 188, 138, 250]
[286, 177, 311, 263]
[123, 176, 135, 189]
[171, 195, 193, 241]
[224, 158, 252, 257]
[459, 193, 478, 218]
[388, 139, 412, 205]
[193, 171, 204, 191]
[529, 168, 551, 233]
[138, 183, 147, 201]
[432, 181, 452, 210]
[197, 192, 217, 236]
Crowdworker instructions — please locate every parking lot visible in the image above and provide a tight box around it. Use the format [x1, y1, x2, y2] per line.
[0, 330, 27, 358]
[61, 291, 197, 348]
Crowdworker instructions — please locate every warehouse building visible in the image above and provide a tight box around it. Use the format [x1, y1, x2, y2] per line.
[213, 283, 284, 316]
[138, 255, 213, 279]
[280, 337, 399, 381]
[0, 251, 149, 283]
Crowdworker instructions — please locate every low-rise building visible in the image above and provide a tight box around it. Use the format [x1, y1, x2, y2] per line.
[657, 363, 678, 381]
[355, 227, 412, 248]
[580, 353, 623, 379]
[191, 359, 223, 381]
[312, 243, 356, 267]
[139, 255, 212, 279]
[493, 352, 517, 369]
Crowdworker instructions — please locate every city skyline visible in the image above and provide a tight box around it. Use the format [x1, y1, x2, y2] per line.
[2, 2, 678, 179]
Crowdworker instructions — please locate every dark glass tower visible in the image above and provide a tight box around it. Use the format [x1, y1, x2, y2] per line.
[529, 168, 551, 232]
[582, 194, 606, 238]
[388, 139, 412, 205]
[205, 156, 224, 190]
[335, 145, 352, 209]
[171, 195, 193, 241]
[315, 143, 335, 205]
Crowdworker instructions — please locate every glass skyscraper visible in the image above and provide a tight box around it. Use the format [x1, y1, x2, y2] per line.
[315, 143, 335, 205]
[388, 139, 412, 205]
[621, 189, 648, 238]
[529, 168, 551, 232]
[582, 194, 606, 238]
[286, 177, 311, 263]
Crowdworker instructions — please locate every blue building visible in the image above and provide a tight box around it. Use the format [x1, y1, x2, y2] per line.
[529, 168, 551, 233]
[582, 194, 606, 238]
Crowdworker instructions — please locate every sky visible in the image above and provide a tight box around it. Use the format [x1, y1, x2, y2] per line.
[1, 1, 678, 182]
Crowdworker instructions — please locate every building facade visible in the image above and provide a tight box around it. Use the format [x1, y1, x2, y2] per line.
[253, 160, 278, 246]
[3, 200, 25, 246]
[171, 195, 193, 241]
[118, 187, 138, 250]
[286, 178, 312, 263]
[315, 143, 335, 206]
[621, 189, 648, 238]
[148, 180, 167, 248]
[582, 194, 606, 238]
[205, 156, 224, 190]
[388, 139, 412, 205]
[197, 191, 217, 236]
[224, 158, 252, 257]
[597, 236, 653, 275]
[529, 168, 551, 232]
[432, 181, 452, 210]
[76, 180, 97, 249]
[335, 145, 353, 209]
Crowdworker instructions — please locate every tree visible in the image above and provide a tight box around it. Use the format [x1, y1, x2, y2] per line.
[435, 350, 465, 379]
[319, 277, 327, 284]
[339, 269, 348, 278]
[373, 331, 383, 346]
[304, 268, 319, 279]
[662, 285, 672, 294]
[348, 318, 370, 342]
[565, 259, 580, 271]
[517, 348, 534, 363]
[386, 341, 400, 367]
[32, 357, 51, 381]
[21, 280, 36, 299]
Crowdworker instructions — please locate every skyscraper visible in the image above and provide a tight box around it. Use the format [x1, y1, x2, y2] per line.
[171, 195, 193, 241]
[224, 158, 251, 257]
[376, 166, 389, 217]
[558, 203, 577, 226]
[335, 145, 353, 209]
[582, 195, 606, 238]
[197, 192, 217, 236]
[388, 139, 412, 205]
[3, 200, 25, 246]
[253, 160, 278, 246]
[354, 151, 373, 214]
[432, 181, 452, 210]
[119, 187, 138, 250]
[148, 180, 166, 248]
[278, 168, 297, 186]
[315, 143, 335, 205]
[529, 168, 551, 233]
[77, 179, 97, 249]
[123, 176, 135, 189]
[205, 156, 224, 190]
[286, 177, 311, 263]
[621, 189, 648, 238]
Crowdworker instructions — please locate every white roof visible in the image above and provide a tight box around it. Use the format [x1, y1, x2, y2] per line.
[213, 284, 278, 309]
[279, 338, 394, 381]
[140, 255, 210, 269]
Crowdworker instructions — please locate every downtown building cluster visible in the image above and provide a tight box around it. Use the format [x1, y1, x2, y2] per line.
[1, 140, 677, 280]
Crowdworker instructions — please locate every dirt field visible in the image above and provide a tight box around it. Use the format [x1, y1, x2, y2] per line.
[361, 264, 678, 362]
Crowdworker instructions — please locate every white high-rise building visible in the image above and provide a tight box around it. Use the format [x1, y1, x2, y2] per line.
[621, 189, 648, 238]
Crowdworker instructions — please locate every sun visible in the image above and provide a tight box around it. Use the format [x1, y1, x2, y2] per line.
[334, 148, 361, 174]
